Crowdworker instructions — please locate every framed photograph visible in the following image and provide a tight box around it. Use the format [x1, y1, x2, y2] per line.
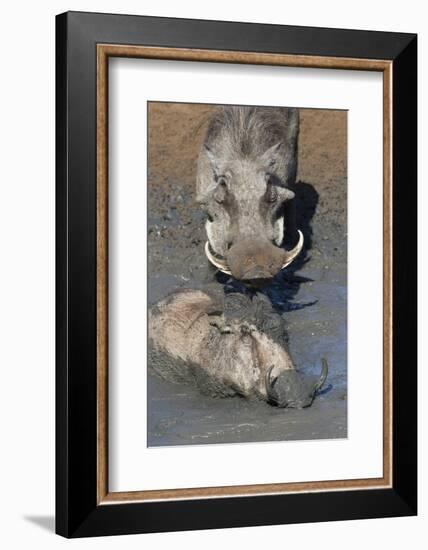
[56, 11, 417, 538]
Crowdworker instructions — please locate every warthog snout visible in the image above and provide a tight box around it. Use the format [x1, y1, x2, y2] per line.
[265, 359, 329, 408]
[226, 234, 304, 285]
[205, 231, 304, 286]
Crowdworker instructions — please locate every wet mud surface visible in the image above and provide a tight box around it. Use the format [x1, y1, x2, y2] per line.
[147, 104, 347, 446]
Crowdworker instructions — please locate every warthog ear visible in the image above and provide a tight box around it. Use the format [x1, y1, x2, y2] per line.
[261, 141, 283, 168]
[204, 145, 220, 175]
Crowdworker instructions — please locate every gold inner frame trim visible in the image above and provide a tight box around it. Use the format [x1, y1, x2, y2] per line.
[96, 43, 393, 505]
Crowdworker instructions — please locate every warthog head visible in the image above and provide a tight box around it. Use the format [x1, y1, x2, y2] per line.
[197, 106, 302, 286]
[149, 290, 328, 408]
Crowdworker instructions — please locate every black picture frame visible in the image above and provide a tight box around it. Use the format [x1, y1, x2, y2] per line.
[56, 10, 417, 538]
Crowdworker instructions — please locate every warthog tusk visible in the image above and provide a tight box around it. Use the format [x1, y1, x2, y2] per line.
[313, 358, 329, 394]
[281, 229, 304, 269]
[204, 242, 232, 275]
[265, 365, 279, 405]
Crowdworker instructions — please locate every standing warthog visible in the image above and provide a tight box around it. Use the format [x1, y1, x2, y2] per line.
[149, 289, 328, 408]
[197, 106, 303, 286]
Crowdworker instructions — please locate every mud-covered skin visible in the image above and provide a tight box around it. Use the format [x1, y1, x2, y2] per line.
[149, 289, 327, 408]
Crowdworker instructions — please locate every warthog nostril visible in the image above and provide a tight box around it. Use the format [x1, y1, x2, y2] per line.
[241, 267, 272, 288]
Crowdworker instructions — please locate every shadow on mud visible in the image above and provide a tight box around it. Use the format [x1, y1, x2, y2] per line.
[313, 383, 333, 397]
[291, 179, 320, 252]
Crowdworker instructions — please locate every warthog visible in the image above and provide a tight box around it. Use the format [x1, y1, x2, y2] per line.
[149, 289, 328, 408]
[197, 105, 303, 286]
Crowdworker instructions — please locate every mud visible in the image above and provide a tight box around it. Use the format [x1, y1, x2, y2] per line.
[147, 103, 347, 446]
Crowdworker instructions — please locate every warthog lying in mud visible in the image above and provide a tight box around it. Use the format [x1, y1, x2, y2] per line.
[197, 105, 303, 286]
[149, 289, 328, 408]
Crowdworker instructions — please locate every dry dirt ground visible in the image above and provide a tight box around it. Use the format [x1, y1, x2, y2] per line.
[147, 103, 347, 446]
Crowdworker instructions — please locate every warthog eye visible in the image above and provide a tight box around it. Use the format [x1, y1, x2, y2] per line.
[265, 177, 278, 203]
